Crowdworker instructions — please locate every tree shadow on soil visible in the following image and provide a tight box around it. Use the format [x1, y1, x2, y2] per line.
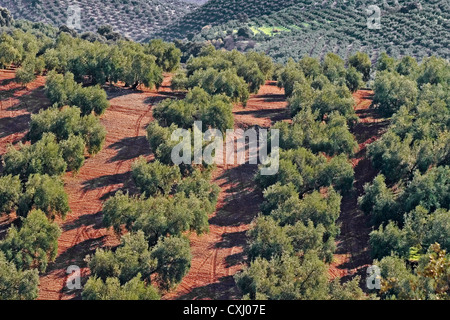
[174, 275, 241, 300]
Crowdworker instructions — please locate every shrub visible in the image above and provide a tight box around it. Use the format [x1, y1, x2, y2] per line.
[18, 174, 70, 219]
[82, 275, 160, 300]
[131, 158, 181, 197]
[0, 209, 61, 272]
[150, 235, 192, 290]
[348, 52, 371, 82]
[0, 175, 21, 215]
[373, 71, 418, 116]
[3, 133, 67, 178]
[0, 252, 39, 300]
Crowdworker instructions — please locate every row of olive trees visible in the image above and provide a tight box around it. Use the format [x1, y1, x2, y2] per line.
[83, 162, 220, 297]
[172, 45, 274, 106]
[358, 54, 450, 300]
[0, 18, 181, 89]
[0, 22, 116, 299]
[235, 54, 364, 300]
[82, 48, 245, 297]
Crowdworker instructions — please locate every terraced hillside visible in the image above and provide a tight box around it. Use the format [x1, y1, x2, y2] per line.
[0, 0, 198, 42]
[180, 0, 450, 62]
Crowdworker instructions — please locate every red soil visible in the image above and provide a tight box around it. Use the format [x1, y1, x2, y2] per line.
[163, 81, 288, 300]
[329, 90, 389, 286]
[0, 70, 50, 238]
[0, 70, 49, 155]
[37, 76, 174, 300]
[1, 68, 383, 299]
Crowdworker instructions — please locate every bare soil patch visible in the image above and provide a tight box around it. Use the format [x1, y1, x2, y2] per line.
[38, 76, 174, 300]
[163, 82, 288, 300]
[329, 90, 389, 287]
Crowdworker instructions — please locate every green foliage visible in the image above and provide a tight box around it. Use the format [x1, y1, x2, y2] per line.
[368, 131, 413, 182]
[0, 175, 21, 215]
[29, 106, 105, 156]
[270, 188, 341, 238]
[396, 56, 418, 76]
[186, 68, 249, 105]
[277, 58, 306, 97]
[0, 209, 61, 272]
[146, 122, 181, 165]
[288, 78, 356, 123]
[247, 216, 334, 263]
[146, 39, 181, 72]
[257, 148, 354, 194]
[18, 174, 70, 219]
[151, 235, 192, 290]
[370, 221, 409, 260]
[3, 133, 67, 178]
[123, 50, 163, 89]
[176, 168, 220, 214]
[15, 58, 36, 86]
[103, 191, 213, 245]
[0, 7, 13, 27]
[358, 174, 398, 225]
[82, 275, 160, 300]
[71, 84, 110, 116]
[85, 231, 191, 297]
[0, 252, 39, 300]
[132, 193, 211, 244]
[180, 47, 272, 100]
[131, 158, 181, 197]
[87, 231, 155, 284]
[348, 52, 371, 82]
[328, 277, 366, 300]
[322, 53, 346, 83]
[345, 66, 363, 92]
[79, 114, 107, 154]
[60, 134, 85, 172]
[0, 33, 21, 67]
[246, 216, 293, 261]
[417, 56, 450, 87]
[373, 71, 418, 116]
[376, 243, 450, 300]
[45, 71, 77, 107]
[260, 182, 298, 215]
[376, 52, 396, 72]
[400, 166, 450, 214]
[102, 191, 138, 235]
[45, 71, 110, 116]
[298, 56, 321, 79]
[275, 108, 357, 156]
[235, 252, 364, 300]
[154, 87, 234, 131]
[310, 84, 356, 123]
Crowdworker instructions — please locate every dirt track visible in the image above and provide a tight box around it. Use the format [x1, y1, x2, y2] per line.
[163, 81, 288, 300]
[37, 77, 174, 300]
[1, 69, 383, 299]
[329, 90, 389, 285]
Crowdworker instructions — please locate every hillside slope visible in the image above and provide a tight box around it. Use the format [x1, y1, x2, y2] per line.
[155, 0, 307, 40]
[174, 0, 450, 62]
[0, 0, 198, 42]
